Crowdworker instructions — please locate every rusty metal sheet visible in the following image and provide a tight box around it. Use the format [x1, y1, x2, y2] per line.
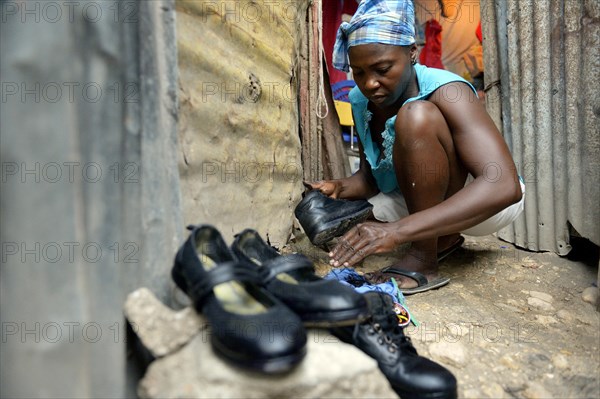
[484, 0, 600, 253]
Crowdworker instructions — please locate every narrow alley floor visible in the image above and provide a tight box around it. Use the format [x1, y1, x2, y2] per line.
[289, 230, 600, 398]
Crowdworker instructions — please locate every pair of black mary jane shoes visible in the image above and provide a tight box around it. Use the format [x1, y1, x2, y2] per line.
[171, 224, 369, 374]
[172, 225, 458, 398]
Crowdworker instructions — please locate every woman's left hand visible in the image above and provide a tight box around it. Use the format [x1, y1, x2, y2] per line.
[329, 221, 402, 267]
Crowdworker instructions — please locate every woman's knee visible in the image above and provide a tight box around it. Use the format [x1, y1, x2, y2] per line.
[394, 101, 447, 146]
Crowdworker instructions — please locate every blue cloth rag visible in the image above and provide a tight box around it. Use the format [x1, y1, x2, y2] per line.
[325, 267, 418, 326]
[325, 267, 402, 302]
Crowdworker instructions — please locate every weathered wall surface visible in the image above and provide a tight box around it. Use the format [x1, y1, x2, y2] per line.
[0, 1, 182, 397]
[176, 0, 307, 246]
[482, 0, 600, 253]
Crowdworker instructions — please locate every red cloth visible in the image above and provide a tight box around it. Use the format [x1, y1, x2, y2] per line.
[323, 0, 358, 84]
[476, 21, 483, 43]
[419, 19, 445, 69]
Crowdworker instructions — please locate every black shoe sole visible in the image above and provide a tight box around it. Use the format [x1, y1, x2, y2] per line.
[308, 206, 372, 246]
[392, 387, 457, 399]
[211, 335, 307, 374]
[301, 306, 370, 328]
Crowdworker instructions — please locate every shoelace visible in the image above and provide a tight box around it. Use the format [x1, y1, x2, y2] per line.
[364, 313, 418, 354]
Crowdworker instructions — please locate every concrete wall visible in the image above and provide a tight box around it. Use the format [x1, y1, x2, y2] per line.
[0, 1, 182, 397]
[1, 0, 319, 396]
[176, 0, 307, 247]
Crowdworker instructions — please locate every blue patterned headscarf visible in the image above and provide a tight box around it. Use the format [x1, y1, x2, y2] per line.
[333, 0, 416, 72]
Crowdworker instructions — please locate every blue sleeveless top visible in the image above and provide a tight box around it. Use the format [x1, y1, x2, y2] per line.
[348, 64, 477, 193]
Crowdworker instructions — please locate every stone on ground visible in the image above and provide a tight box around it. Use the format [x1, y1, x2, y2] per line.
[125, 288, 396, 398]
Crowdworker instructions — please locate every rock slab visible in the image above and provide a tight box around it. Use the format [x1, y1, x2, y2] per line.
[124, 287, 205, 358]
[125, 288, 397, 398]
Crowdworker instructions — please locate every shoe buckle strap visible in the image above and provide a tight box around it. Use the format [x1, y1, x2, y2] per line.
[260, 254, 314, 282]
[191, 262, 263, 306]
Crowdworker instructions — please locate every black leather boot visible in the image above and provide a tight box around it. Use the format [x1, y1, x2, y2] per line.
[331, 292, 457, 399]
[294, 190, 373, 246]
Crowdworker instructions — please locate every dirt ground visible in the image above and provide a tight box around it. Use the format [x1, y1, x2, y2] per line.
[288, 229, 600, 399]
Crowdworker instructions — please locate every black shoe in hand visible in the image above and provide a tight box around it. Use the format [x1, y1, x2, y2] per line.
[172, 224, 306, 373]
[331, 292, 457, 399]
[294, 190, 373, 246]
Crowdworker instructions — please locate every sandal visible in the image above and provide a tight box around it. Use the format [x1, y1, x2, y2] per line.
[365, 268, 450, 295]
[437, 235, 465, 262]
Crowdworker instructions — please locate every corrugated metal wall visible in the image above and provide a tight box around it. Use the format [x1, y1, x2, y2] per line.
[0, 1, 182, 397]
[482, 0, 600, 254]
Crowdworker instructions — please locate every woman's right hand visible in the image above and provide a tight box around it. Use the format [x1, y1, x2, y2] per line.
[303, 180, 343, 199]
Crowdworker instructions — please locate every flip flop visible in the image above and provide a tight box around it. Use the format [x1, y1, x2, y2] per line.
[372, 268, 450, 295]
[437, 235, 465, 262]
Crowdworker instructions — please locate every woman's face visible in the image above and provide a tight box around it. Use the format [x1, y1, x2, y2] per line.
[348, 43, 417, 108]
